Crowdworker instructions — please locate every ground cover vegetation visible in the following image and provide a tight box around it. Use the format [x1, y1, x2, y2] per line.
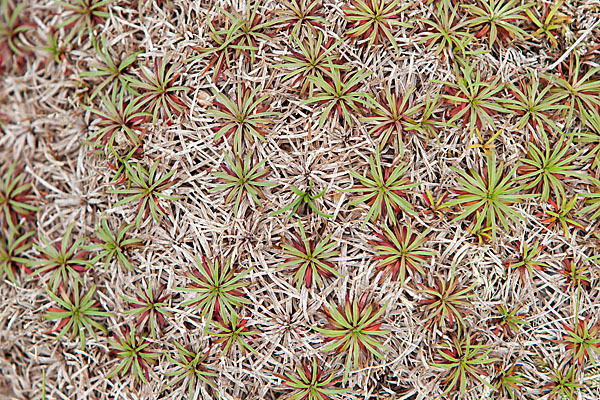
[1, 0, 600, 399]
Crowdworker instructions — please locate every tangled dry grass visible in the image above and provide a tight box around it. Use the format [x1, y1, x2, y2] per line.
[2, 0, 600, 399]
